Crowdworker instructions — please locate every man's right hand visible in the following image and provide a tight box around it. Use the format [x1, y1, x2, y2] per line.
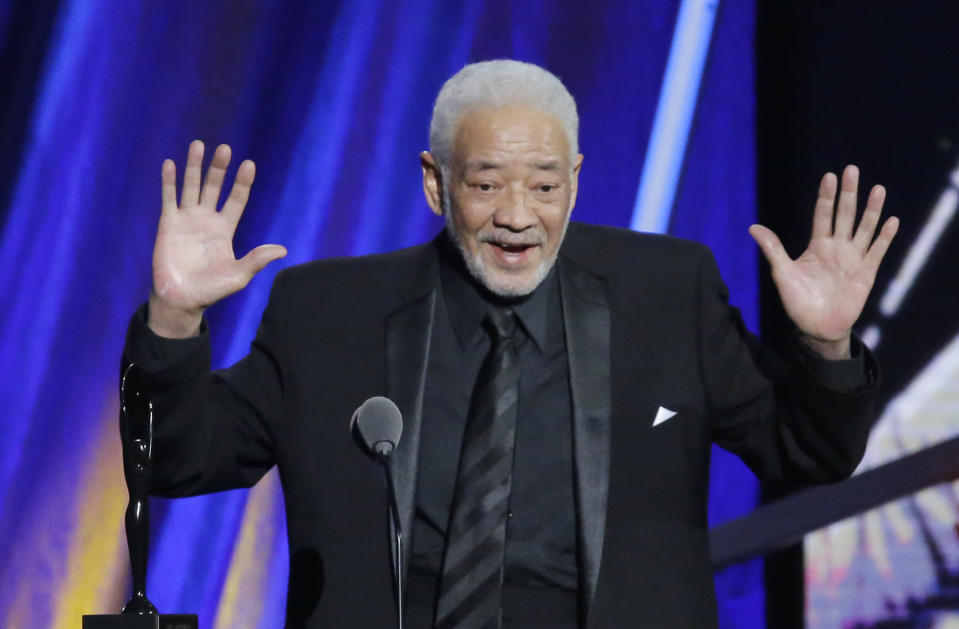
[148, 140, 287, 338]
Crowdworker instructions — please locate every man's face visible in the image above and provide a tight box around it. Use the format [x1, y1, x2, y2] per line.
[422, 107, 583, 297]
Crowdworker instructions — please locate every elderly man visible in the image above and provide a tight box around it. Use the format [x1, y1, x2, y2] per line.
[127, 60, 898, 628]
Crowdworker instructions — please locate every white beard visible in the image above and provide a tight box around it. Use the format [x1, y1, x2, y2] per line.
[442, 191, 568, 298]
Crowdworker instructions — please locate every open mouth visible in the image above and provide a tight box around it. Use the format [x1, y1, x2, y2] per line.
[493, 242, 535, 254]
[484, 240, 539, 267]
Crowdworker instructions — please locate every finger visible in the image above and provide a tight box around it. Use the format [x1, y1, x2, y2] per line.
[812, 172, 838, 239]
[884, 500, 916, 543]
[805, 531, 829, 584]
[833, 164, 859, 239]
[221, 159, 256, 223]
[863, 511, 892, 577]
[181, 140, 205, 208]
[863, 216, 899, 271]
[161, 159, 177, 212]
[748, 224, 792, 270]
[237, 244, 288, 283]
[200, 144, 232, 208]
[917, 486, 955, 525]
[830, 518, 858, 581]
[852, 184, 886, 251]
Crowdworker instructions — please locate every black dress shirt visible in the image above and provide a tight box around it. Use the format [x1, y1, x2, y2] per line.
[406, 239, 579, 626]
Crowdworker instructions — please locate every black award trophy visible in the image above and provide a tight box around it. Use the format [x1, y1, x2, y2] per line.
[83, 363, 198, 629]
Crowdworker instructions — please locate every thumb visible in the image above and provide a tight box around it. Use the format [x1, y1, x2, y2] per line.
[748, 224, 790, 270]
[239, 244, 288, 278]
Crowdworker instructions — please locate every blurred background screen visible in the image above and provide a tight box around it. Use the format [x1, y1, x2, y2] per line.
[754, 4, 959, 628]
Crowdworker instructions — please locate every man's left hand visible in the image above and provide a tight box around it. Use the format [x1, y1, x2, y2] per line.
[749, 165, 899, 360]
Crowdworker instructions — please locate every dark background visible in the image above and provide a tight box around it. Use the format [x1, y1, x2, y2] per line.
[756, 3, 959, 627]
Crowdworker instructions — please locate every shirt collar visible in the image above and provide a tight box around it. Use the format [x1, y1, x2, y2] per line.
[438, 234, 555, 353]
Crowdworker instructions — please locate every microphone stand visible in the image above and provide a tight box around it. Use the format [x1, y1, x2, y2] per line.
[352, 398, 404, 629]
[376, 453, 404, 629]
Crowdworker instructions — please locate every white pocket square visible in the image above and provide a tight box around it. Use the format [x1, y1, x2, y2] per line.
[652, 406, 677, 427]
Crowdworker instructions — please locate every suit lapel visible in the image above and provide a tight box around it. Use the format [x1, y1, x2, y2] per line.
[383, 238, 613, 613]
[385, 248, 438, 580]
[559, 255, 612, 618]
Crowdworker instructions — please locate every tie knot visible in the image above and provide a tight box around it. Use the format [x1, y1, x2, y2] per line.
[484, 308, 517, 340]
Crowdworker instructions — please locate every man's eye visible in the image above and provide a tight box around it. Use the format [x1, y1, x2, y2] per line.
[538, 184, 557, 193]
[474, 183, 495, 192]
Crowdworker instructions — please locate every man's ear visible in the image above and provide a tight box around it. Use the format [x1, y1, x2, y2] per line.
[569, 153, 584, 212]
[420, 151, 443, 216]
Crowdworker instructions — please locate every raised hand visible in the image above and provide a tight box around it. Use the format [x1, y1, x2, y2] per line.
[748, 165, 899, 359]
[148, 140, 287, 338]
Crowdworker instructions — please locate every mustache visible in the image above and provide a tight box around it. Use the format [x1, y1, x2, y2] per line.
[477, 229, 547, 247]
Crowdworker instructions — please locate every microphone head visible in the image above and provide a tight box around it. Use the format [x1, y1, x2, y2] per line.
[350, 396, 403, 457]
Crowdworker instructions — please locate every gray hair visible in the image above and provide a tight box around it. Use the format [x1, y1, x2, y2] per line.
[428, 60, 579, 171]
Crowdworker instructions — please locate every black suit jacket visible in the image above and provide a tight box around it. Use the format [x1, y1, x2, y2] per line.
[125, 221, 878, 628]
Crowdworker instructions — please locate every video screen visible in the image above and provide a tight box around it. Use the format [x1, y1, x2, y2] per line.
[805, 161, 959, 628]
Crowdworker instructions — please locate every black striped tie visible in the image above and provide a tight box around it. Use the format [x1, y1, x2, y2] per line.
[435, 308, 520, 629]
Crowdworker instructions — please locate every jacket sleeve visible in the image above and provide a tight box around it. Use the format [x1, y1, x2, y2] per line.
[121, 274, 289, 497]
[697, 249, 880, 482]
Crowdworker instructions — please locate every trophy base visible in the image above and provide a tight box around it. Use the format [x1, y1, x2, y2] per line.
[82, 614, 198, 629]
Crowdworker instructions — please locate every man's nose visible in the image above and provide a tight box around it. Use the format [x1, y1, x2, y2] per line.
[493, 188, 536, 231]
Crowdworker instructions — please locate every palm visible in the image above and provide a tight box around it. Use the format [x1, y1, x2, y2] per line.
[772, 229, 876, 341]
[750, 166, 898, 349]
[152, 141, 286, 314]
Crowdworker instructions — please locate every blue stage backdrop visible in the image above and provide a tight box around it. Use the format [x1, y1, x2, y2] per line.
[0, 1, 759, 627]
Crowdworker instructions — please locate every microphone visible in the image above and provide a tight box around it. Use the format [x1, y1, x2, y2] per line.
[351, 396, 403, 457]
[350, 396, 404, 629]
